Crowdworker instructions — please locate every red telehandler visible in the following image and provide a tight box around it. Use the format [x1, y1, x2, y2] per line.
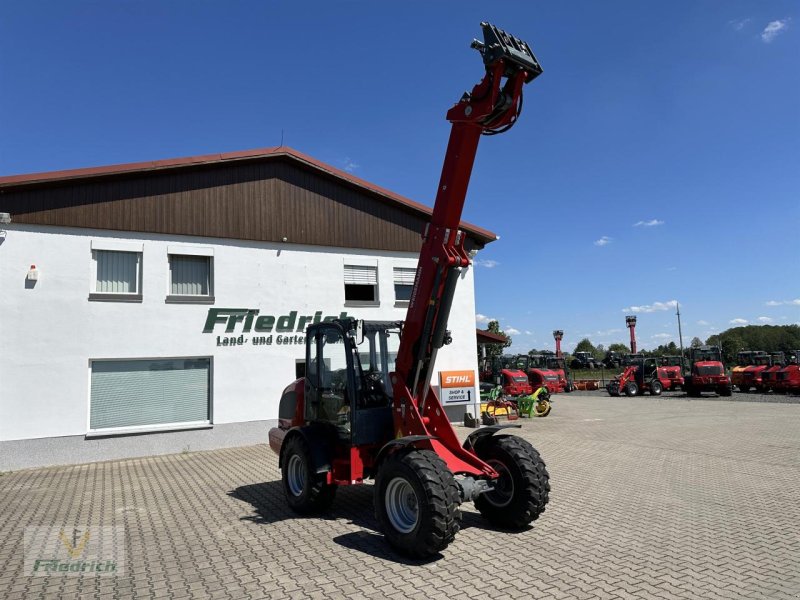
[607, 358, 664, 397]
[268, 23, 549, 557]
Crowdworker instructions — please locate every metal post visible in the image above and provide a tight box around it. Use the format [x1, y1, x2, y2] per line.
[676, 302, 685, 373]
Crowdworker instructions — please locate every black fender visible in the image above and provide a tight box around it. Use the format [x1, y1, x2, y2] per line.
[373, 435, 436, 471]
[462, 424, 521, 452]
[279, 425, 333, 475]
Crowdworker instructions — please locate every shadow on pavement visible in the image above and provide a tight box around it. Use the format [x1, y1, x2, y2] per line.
[229, 480, 531, 563]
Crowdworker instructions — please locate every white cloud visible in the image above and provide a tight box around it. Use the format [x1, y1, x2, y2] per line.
[505, 327, 521, 336]
[475, 313, 492, 325]
[729, 18, 751, 31]
[633, 219, 664, 227]
[765, 298, 800, 306]
[622, 299, 678, 313]
[342, 157, 360, 172]
[762, 19, 789, 43]
[473, 258, 499, 268]
[524, 330, 532, 336]
[697, 320, 710, 326]
[652, 333, 672, 340]
[757, 316, 774, 323]
[666, 266, 678, 272]
[729, 318, 749, 325]
[594, 236, 612, 247]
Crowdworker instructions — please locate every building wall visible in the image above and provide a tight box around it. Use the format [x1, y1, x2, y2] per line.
[0, 225, 479, 465]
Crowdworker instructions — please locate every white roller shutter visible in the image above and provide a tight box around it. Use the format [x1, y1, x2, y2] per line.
[344, 265, 377, 285]
[393, 267, 416, 285]
[90, 358, 210, 431]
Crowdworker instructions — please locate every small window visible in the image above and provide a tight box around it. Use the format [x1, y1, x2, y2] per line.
[167, 255, 214, 303]
[393, 267, 415, 304]
[90, 250, 142, 302]
[344, 265, 378, 305]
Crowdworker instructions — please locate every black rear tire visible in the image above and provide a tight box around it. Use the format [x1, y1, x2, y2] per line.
[281, 436, 336, 513]
[738, 385, 749, 393]
[650, 380, 663, 396]
[473, 436, 550, 529]
[719, 386, 733, 397]
[374, 449, 461, 558]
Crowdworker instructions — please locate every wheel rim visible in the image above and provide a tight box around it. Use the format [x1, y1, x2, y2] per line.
[484, 459, 514, 508]
[385, 477, 419, 533]
[286, 454, 306, 497]
[534, 400, 549, 415]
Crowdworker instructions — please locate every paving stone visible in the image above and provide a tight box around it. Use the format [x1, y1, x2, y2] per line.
[1, 393, 798, 599]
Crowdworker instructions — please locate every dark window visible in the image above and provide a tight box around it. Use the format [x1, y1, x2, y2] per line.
[345, 284, 376, 302]
[344, 265, 378, 304]
[394, 284, 412, 302]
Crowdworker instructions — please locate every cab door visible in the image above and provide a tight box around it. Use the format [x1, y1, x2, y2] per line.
[305, 324, 353, 442]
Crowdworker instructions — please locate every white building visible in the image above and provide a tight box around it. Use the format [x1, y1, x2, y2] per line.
[0, 147, 496, 470]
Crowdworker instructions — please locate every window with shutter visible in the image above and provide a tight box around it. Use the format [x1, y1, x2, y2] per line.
[90, 250, 143, 302]
[90, 358, 211, 432]
[167, 254, 214, 303]
[344, 265, 379, 304]
[393, 267, 415, 303]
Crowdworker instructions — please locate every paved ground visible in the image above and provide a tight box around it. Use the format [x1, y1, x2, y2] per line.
[2, 392, 800, 599]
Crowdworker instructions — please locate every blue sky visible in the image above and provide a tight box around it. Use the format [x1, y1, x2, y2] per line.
[1, 1, 798, 352]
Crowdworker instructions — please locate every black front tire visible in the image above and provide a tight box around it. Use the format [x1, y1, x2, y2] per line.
[374, 449, 461, 558]
[473, 436, 550, 529]
[625, 382, 639, 397]
[719, 386, 733, 397]
[281, 436, 336, 514]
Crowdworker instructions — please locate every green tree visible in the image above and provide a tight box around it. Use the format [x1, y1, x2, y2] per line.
[607, 343, 630, 354]
[482, 320, 512, 361]
[574, 338, 596, 355]
[690, 337, 703, 348]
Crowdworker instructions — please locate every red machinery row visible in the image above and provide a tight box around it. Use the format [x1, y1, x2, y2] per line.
[479, 329, 573, 397]
[731, 351, 800, 393]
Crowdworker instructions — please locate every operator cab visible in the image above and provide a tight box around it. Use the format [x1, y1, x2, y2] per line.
[304, 318, 400, 446]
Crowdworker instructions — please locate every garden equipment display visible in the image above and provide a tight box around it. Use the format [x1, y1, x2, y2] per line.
[517, 387, 552, 417]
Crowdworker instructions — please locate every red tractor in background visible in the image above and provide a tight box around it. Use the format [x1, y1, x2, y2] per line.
[514, 354, 561, 394]
[607, 358, 664, 397]
[761, 352, 787, 392]
[731, 351, 766, 391]
[738, 352, 772, 392]
[656, 356, 684, 391]
[775, 352, 800, 393]
[268, 23, 549, 557]
[544, 353, 572, 393]
[479, 355, 532, 397]
[684, 345, 732, 397]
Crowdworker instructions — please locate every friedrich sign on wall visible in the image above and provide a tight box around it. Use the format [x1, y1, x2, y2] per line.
[203, 308, 348, 347]
[438, 370, 476, 405]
